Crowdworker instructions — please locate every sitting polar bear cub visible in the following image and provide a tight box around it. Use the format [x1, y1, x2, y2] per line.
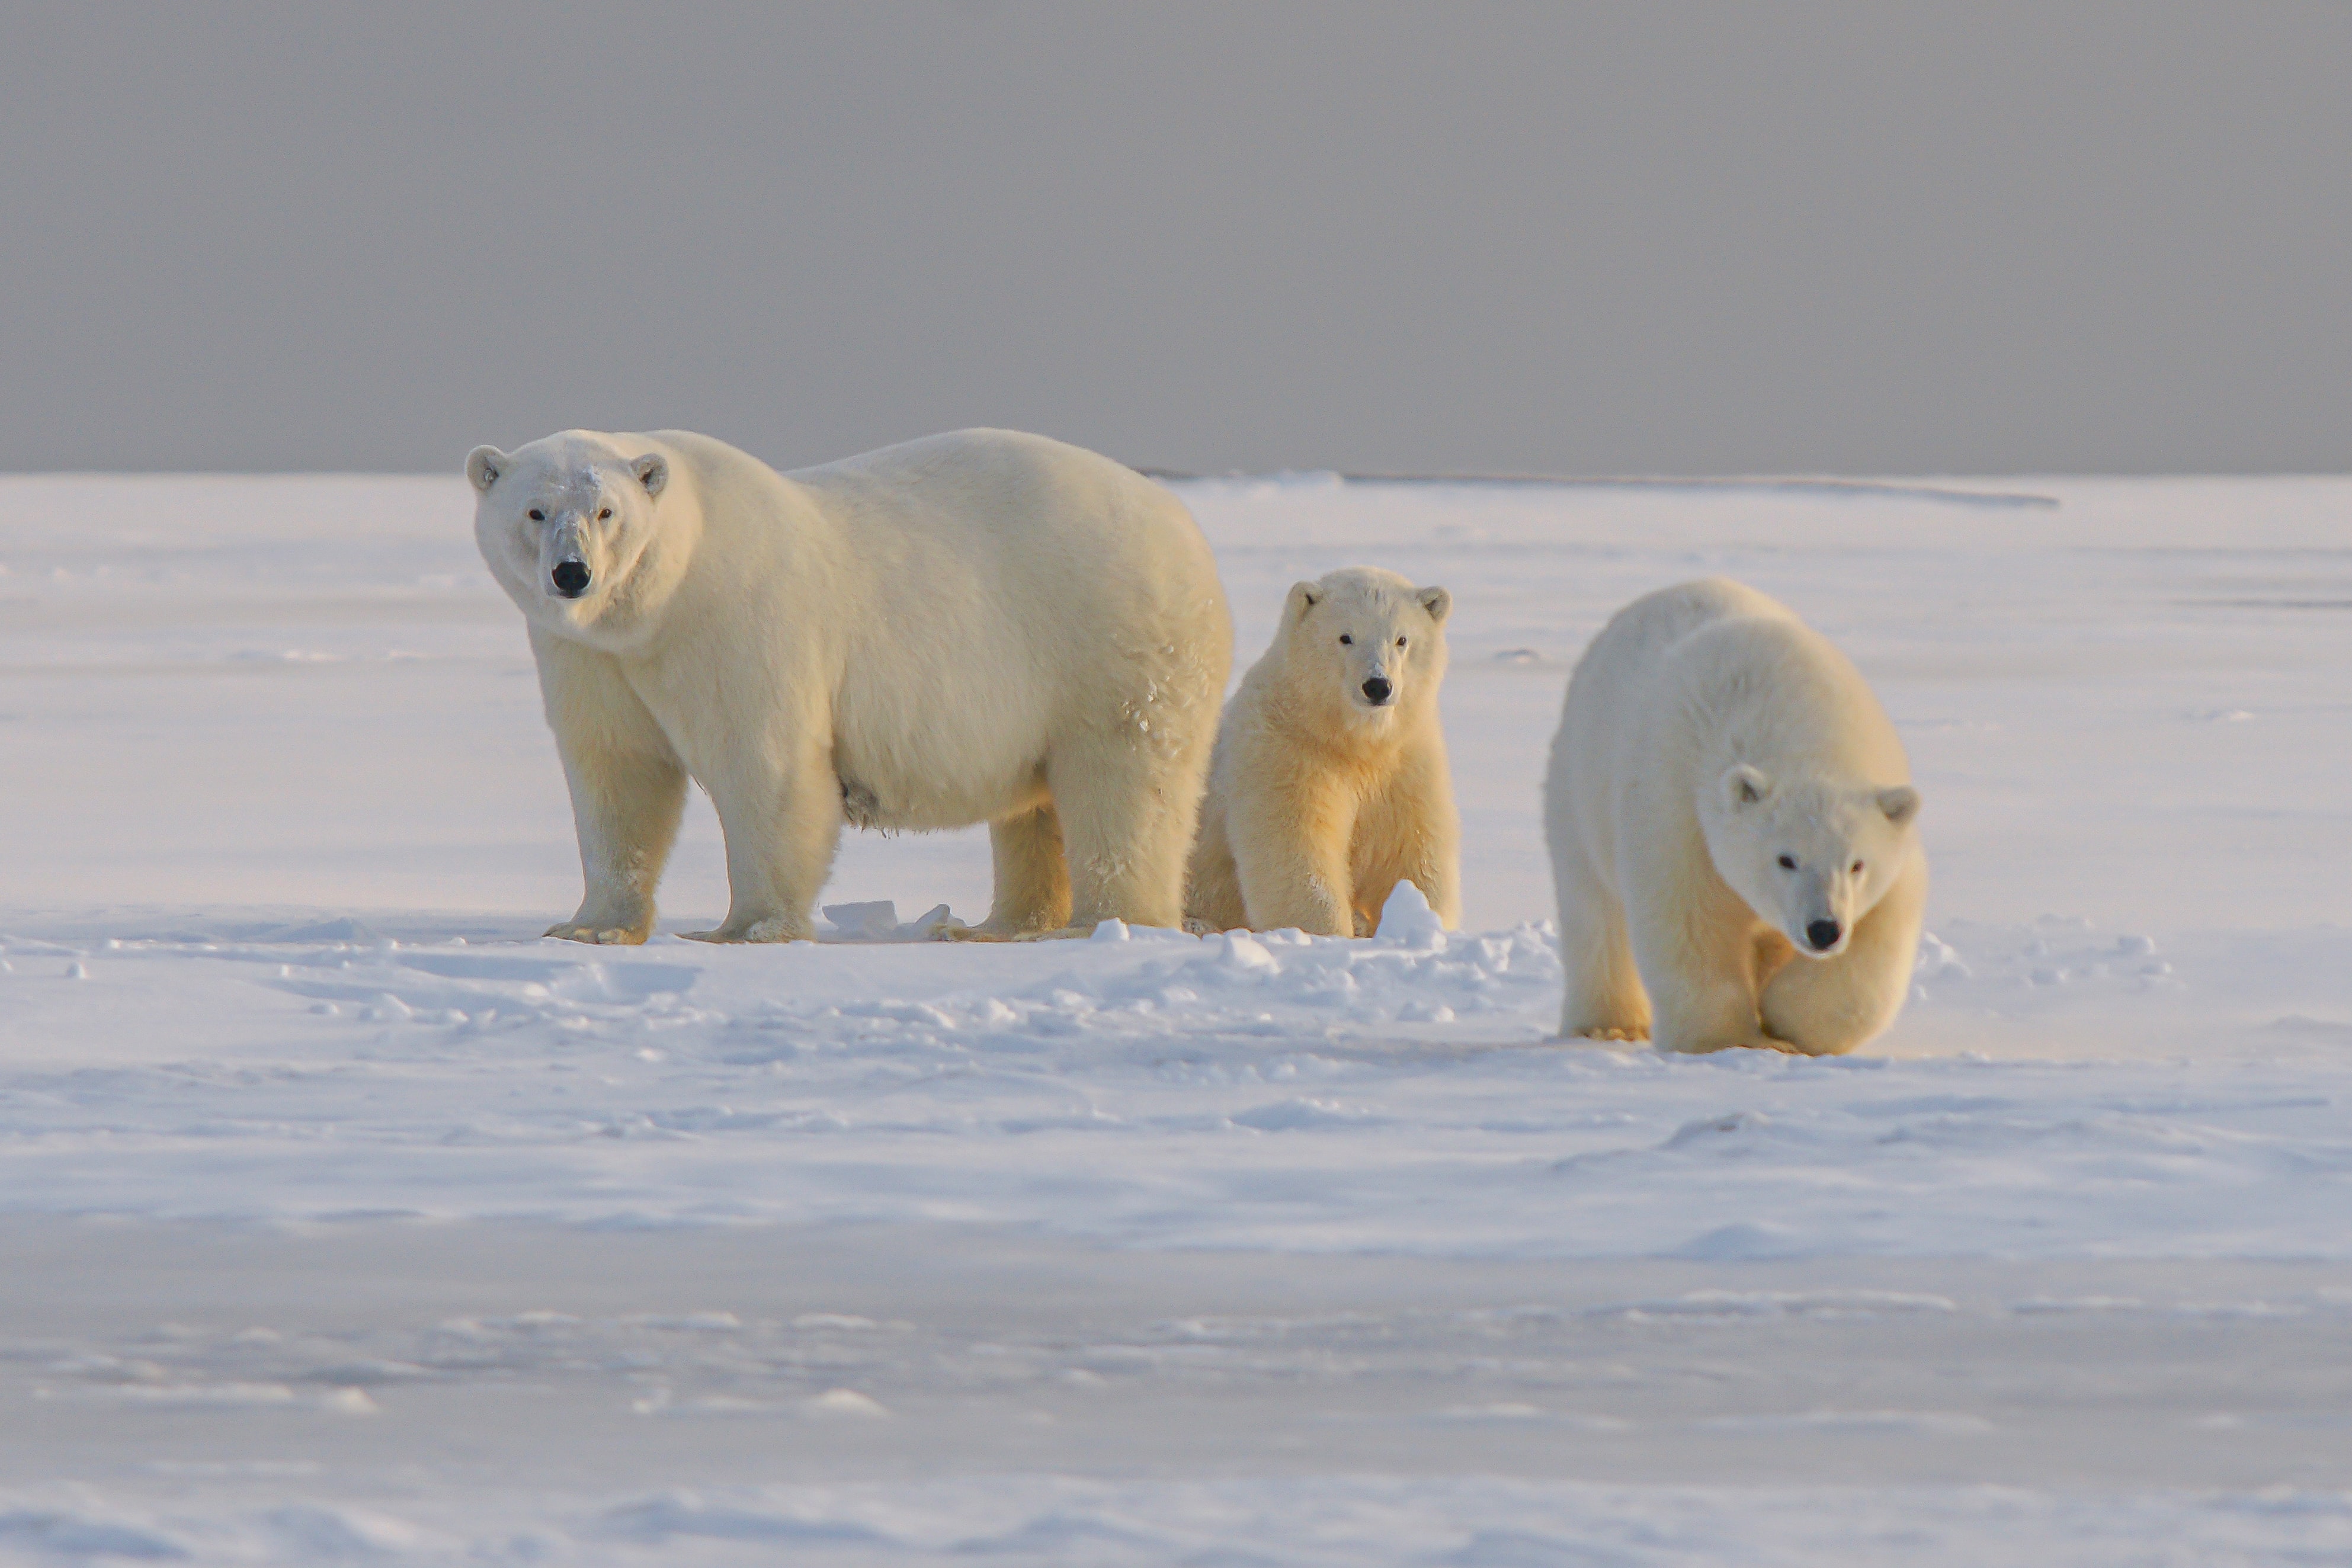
[469, 427, 1232, 944]
[1185, 566, 1459, 937]
[1543, 578, 1925, 1054]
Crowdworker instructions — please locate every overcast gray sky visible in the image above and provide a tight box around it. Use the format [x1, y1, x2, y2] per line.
[3, 3, 2348, 475]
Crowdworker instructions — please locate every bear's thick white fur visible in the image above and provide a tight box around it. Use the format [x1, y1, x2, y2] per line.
[469, 427, 1232, 944]
[1186, 567, 1460, 937]
[1543, 578, 1925, 1054]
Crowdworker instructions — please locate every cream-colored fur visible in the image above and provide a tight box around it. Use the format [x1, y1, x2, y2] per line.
[1186, 567, 1459, 937]
[469, 428, 1232, 944]
[1543, 578, 1925, 1055]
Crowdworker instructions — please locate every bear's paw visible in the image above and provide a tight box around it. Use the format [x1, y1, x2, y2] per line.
[680, 916, 813, 944]
[543, 921, 649, 946]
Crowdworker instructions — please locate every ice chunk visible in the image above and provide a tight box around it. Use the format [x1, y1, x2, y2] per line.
[1376, 880, 1446, 950]
[821, 900, 898, 938]
[1217, 932, 1278, 973]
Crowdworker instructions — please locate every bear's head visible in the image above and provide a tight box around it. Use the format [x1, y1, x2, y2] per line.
[1697, 764, 1921, 958]
[1279, 567, 1452, 732]
[466, 432, 688, 648]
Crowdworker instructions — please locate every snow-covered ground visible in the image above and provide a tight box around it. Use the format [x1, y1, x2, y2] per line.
[2, 470, 2350, 1562]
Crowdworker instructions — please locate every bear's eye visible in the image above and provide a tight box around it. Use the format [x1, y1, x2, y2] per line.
[1851, 860, 1865, 874]
[1338, 634, 1353, 645]
[1396, 636, 1408, 647]
[1776, 855, 1796, 870]
[598, 507, 613, 520]
[527, 508, 544, 521]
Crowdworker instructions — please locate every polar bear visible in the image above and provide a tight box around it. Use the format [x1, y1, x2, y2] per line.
[467, 427, 1232, 944]
[1185, 567, 1459, 937]
[1543, 578, 1925, 1054]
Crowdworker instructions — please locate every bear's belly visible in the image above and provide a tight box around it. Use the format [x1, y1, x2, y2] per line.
[834, 762, 1051, 833]
[838, 777, 892, 832]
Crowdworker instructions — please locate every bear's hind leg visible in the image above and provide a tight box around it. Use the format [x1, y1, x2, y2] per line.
[1760, 856, 1925, 1056]
[1552, 834, 1649, 1041]
[684, 748, 844, 944]
[979, 802, 1074, 935]
[1047, 736, 1203, 932]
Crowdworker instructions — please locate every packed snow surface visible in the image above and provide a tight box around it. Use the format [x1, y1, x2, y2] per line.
[3, 470, 2350, 1562]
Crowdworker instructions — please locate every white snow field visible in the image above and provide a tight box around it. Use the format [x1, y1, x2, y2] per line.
[3, 469, 2351, 1563]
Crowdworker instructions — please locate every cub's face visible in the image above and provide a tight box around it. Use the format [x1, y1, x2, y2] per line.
[1284, 569, 1452, 730]
[1697, 765, 1921, 957]
[466, 435, 672, 644]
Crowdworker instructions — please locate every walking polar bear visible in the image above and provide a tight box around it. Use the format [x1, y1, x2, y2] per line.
[468, 427, 1232, 944]
[1544, 578, 1925, 1054]
[1186, 567, 1460, 937]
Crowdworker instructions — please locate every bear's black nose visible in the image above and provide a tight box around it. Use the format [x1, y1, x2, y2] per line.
[1806, 918, 1842, 951]
[551, 560, 591, 598]
[1361, 676, 1393, 705]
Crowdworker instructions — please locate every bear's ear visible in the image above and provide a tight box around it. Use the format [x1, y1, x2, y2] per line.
[1286, 581, 1321, 621]
[1877, 785, 1921, 827]
[632, 453, 669, 498]
[1722, 763, 1773, 809]
[1418, 586, 1452, 624]
[466, 445, 507, 493]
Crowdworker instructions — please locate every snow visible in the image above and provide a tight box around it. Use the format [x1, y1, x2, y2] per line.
[3, 470, 2351, 1561]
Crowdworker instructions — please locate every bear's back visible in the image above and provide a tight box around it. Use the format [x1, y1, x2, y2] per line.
[1558, 578, 1788, 781]
[787, 429, 1177, 549]
[1551, 577, 1904, 843]
[1590, 578, 1792, 677]
[1663, 605, 1902, 785]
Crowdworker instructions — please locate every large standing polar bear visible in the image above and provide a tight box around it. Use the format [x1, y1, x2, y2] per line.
[1543, 578, 1925, 1054]
[468, 428, 1232, 944]
[1185, 567, 1459, 937]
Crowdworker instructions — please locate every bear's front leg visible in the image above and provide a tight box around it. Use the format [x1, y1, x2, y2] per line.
[1226, 778, 1357, 937]
[545, 737, 687, 944]
[682, 753, 844, 944]
[1354, 745, 1463, 934]
[1626, 881, 1796, 1054]
[1552, 838, 1649, 1042]
[534, 633, 688, 945]
[1760, 854, 1927, 1056]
